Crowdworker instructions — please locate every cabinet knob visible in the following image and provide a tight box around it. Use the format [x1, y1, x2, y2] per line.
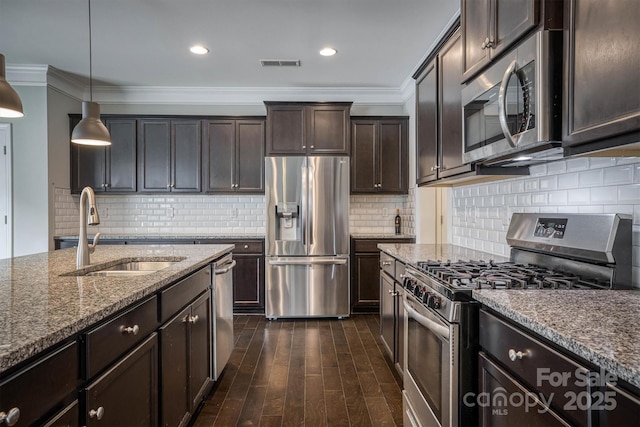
[167, 184, 171, 189]
[187, 314, 199, 324]
[508, 349, 528, 361]
[89, 407, 105, 420]
[243, 244, 249, 249]
[0, 408, 20, 426]
[302, 145, 306, 149]
[120, 324, 140, 335]
[310, 145, 314, 149]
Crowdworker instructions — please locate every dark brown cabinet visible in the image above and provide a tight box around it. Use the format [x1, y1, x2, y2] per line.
[351, 118, 408, 194]
[160, 291, 210, 427]
[138, 119, 201, 193]
[70, 117, 137, 193]
[461, 0, 538, 81]
[84, 334, 158, 427]
[265, 102, 352, 155]
[350, 237, 413, 313]
[202, 118, 265, 194]
[563, 0, 640, 153]
[0, 341, 78, 427]
[415, 27, 471, 185]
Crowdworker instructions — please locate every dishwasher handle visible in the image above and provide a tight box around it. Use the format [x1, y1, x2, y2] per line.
[268, 257, 347, 266]
[214, 260, 236, 275]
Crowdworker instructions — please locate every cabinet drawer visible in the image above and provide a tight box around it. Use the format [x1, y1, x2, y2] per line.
[0, 341, 78, 427]
[160, 266, 211, 323]
[232, 241, 263, 254]
[380, 251, 395, 277]
[86, 296, 158, 379]
[480, 310, 591, 427]
[354, 240, 380, 252]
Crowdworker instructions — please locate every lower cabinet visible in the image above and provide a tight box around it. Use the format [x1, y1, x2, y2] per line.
[43, 401, 79, 427]
[351, 237, 414, 313]
[84, 334, 158, 427]
[160, 292, 211, 427]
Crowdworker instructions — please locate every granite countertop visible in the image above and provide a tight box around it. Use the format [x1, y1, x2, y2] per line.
[350, 233, 415, 240]
[55, 234, 264, 240]
[0, 244, 233, 374]
[377, 243, 508, 266]
[473, 290, 640, 389]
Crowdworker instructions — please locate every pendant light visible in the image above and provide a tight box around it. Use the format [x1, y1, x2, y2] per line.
[71, 0, 111, 146]
[0, 53, 24, 118]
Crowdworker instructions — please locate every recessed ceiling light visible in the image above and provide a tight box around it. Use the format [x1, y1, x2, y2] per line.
[189, 45, 209, 55]
[319, 47, 337, 57]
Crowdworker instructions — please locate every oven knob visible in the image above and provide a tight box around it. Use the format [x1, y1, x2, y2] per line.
[414, 286, 423, 298]
[429, 296, 442, 309]
[422, 292, 431, 304]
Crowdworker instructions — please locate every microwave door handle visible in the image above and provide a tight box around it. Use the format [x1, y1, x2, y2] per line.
[404, 299, 450, 340]
[498, 59, 519, 148]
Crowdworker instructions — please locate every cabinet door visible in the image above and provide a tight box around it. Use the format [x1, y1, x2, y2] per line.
[233, 254, 265, 313]
[379, 272, 395, 360]
[307, 105, 351, 154]
[160, 307, 190, 427]
[461, 0, 491, 81]
[71, 145, 106, 193]
[189, 292, 211, 411]
[493, 0, 538, 56]
[171, 120, 201, 192]
[351, 120, 378, 193]
[42, 400, 79, 427]
[266, 104, 306, 155]
[85, 334, 158, 427]
[563, 0, 640, 146]
[202, 120, 235, 192]
[105, 118, 137, 192]
[598, 383, 640, 427]
[138, 119, 171, 192]
[415, 60, 439, 185]
[378, 120, 408, 193]
[438, 30, 472, 179]
[352, 252, 381, 312]
[236, 119, 265, 193]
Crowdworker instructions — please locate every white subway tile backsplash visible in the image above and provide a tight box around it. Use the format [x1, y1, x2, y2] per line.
[449, 157, 640, 288]
[528, 164, 547, 176]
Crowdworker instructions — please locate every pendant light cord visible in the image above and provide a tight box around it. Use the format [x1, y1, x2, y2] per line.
[88, 0, 93, 102]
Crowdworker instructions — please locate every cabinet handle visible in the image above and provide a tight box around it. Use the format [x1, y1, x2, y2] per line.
[508, 349, 528, 361]
[120, 324, 140, 335]
[0, 408, 20, 426]
[381, 261, 392, 266]
[89, 407, 105, 420]
[105, 183, 110, 188]
[310, 145, 314, 148]
[188, 314, 199, 324]
[167, 184, 171, 189]
[388, 290, 399, 297]
[243, 244, 249, 249]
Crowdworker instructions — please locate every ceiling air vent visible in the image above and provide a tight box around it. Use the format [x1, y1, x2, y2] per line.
[260, 59, 301, 67]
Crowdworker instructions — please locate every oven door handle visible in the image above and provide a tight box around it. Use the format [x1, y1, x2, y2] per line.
[498, 59, 519, 148]
[404, 299, 450, 340]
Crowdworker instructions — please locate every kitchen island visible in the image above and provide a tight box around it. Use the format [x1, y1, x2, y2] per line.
[0, 244, 232, 427]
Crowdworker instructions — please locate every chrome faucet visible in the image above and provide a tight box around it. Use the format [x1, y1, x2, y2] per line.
[77, 186, 101, 268]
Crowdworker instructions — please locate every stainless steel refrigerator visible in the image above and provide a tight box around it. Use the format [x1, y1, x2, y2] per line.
[265, 156, 350, 319]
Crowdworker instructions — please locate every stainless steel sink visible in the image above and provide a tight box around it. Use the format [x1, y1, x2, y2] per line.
[63, 258, 183, 277]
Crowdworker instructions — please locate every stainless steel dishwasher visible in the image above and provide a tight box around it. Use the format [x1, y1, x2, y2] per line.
[212, 254, 235, 380]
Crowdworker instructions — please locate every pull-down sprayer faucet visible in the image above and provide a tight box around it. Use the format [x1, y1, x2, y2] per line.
[77, 186, 101, 268]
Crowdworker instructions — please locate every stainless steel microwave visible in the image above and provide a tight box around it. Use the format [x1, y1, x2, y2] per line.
[462, 30, 564, 166]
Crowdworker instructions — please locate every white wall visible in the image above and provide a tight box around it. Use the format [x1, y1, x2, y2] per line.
[3, 86, 49, 256]
[449, 157, 640, 287]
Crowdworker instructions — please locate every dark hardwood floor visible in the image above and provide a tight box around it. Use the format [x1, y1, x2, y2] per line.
[193, 314, 403, 426]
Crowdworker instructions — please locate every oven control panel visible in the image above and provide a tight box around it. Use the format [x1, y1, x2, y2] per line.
[534, 217, 567, 239]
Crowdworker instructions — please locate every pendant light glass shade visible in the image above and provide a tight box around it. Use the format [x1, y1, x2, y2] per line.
[71, 101, 111, 146]
[0, 53, 24, 118]
[71, 0, 110, 146]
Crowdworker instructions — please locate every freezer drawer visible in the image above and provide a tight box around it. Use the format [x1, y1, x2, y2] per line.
[265, 256, 350, 318]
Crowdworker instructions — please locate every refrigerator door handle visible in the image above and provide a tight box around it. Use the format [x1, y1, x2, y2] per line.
[268, 258, 348, 266]
[307, 162, 314, 247]
[301, 160, 308, 248]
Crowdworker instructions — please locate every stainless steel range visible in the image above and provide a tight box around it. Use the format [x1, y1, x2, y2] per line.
[402, 213, 632, 427]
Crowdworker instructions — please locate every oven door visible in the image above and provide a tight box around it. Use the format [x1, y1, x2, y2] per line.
[404, 293, 458, 427]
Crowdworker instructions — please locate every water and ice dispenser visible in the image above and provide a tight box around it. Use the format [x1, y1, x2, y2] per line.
[275, 203, 300, 241]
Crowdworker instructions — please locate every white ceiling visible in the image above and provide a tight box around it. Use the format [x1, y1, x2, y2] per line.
[0, 0, 459, 93]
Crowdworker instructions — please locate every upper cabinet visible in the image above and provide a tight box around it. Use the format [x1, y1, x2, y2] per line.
[351, 117, 408, 194]
[461, 0, 556, 82]
[202, 118, 265, 194]
[415, 28, 471, 185]
[71, 117, 137, 193]
[563, 0, 640, 154]
[265, 102, 352, 155]
[138, 119, 202, 193]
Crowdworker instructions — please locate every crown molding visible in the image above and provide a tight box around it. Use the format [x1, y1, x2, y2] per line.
[6, 64, 48, 86]
[46, 67, 85, 100]
[91, 85, 407, 105]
